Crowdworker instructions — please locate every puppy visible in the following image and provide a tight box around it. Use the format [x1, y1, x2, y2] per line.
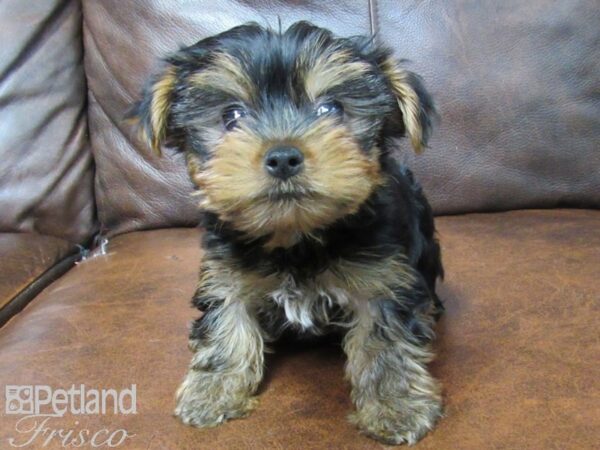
[130, 21, 444, 445]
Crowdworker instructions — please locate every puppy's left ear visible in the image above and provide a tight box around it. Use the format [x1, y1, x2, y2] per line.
[380, 57, 438, 153]
[127, 63, 178, 156]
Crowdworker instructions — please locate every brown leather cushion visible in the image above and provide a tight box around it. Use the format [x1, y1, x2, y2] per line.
[0, 233, 77, 326]
[83, 1, 600, 237]
[0, 210, 598, 449]
[0, 0, 96, 243]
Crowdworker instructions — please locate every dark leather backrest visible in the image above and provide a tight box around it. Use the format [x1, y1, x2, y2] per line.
[375, 0, 600, 214]
[0, 0, 96, 244]
[84, 0, 600, 236]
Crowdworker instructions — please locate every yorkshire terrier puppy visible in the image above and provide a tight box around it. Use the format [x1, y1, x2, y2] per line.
[130, 21, 444, 445]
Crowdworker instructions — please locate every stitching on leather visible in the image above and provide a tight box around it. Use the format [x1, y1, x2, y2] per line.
[368, 0, 380, 40]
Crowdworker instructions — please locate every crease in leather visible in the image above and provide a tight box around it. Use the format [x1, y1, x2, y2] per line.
[82, 13, 135, 104]
[0, 0, 71, 84]
[17, 106, 89, 222]
[0, 0, 96, 243]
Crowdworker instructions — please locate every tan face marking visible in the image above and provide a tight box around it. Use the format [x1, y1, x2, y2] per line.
[302, 49, 371, 101]
[189, 52, 256, 104]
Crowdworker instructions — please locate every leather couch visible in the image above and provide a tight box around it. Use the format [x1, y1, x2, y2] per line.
[1, 1, 598, 448]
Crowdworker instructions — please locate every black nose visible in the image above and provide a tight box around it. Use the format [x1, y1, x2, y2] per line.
[264, 146, 304, 180]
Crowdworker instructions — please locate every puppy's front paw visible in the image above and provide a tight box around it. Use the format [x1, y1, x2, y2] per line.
[350, 396, 442, 445]
[174, 370, 259, 428]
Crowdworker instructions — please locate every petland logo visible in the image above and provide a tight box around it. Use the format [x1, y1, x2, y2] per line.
[4, 384, 136, 448]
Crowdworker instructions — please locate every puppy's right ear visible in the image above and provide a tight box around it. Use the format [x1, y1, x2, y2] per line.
[127, 64, 178, 156]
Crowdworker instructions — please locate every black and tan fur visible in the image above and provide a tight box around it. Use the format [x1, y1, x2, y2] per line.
[130, 21, 443, 445]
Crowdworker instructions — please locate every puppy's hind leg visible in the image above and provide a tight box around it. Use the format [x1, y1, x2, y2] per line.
[175, 300, 264, 427]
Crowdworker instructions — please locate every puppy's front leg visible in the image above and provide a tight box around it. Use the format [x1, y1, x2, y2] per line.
[345, 291, 442, 445]
[175, 299, 264, 427]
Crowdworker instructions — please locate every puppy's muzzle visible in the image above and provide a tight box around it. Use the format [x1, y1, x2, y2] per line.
[264, 145, 304, 180]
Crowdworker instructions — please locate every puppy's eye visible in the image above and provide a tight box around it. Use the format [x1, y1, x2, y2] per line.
[222, 107, 247, 131]
[316, 101, 343, 117]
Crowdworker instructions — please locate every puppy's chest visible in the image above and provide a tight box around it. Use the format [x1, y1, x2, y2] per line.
[254, 255, 414, 333]
[265, 274, 353, 332]
[204, 253, 412, 332]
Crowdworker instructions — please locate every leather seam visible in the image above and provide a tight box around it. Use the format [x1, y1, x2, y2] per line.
[368, 0, 379, 39]
[0, 251, 81, 328]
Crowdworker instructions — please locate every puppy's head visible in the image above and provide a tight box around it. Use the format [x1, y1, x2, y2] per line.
[130, 21, 436, 247]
